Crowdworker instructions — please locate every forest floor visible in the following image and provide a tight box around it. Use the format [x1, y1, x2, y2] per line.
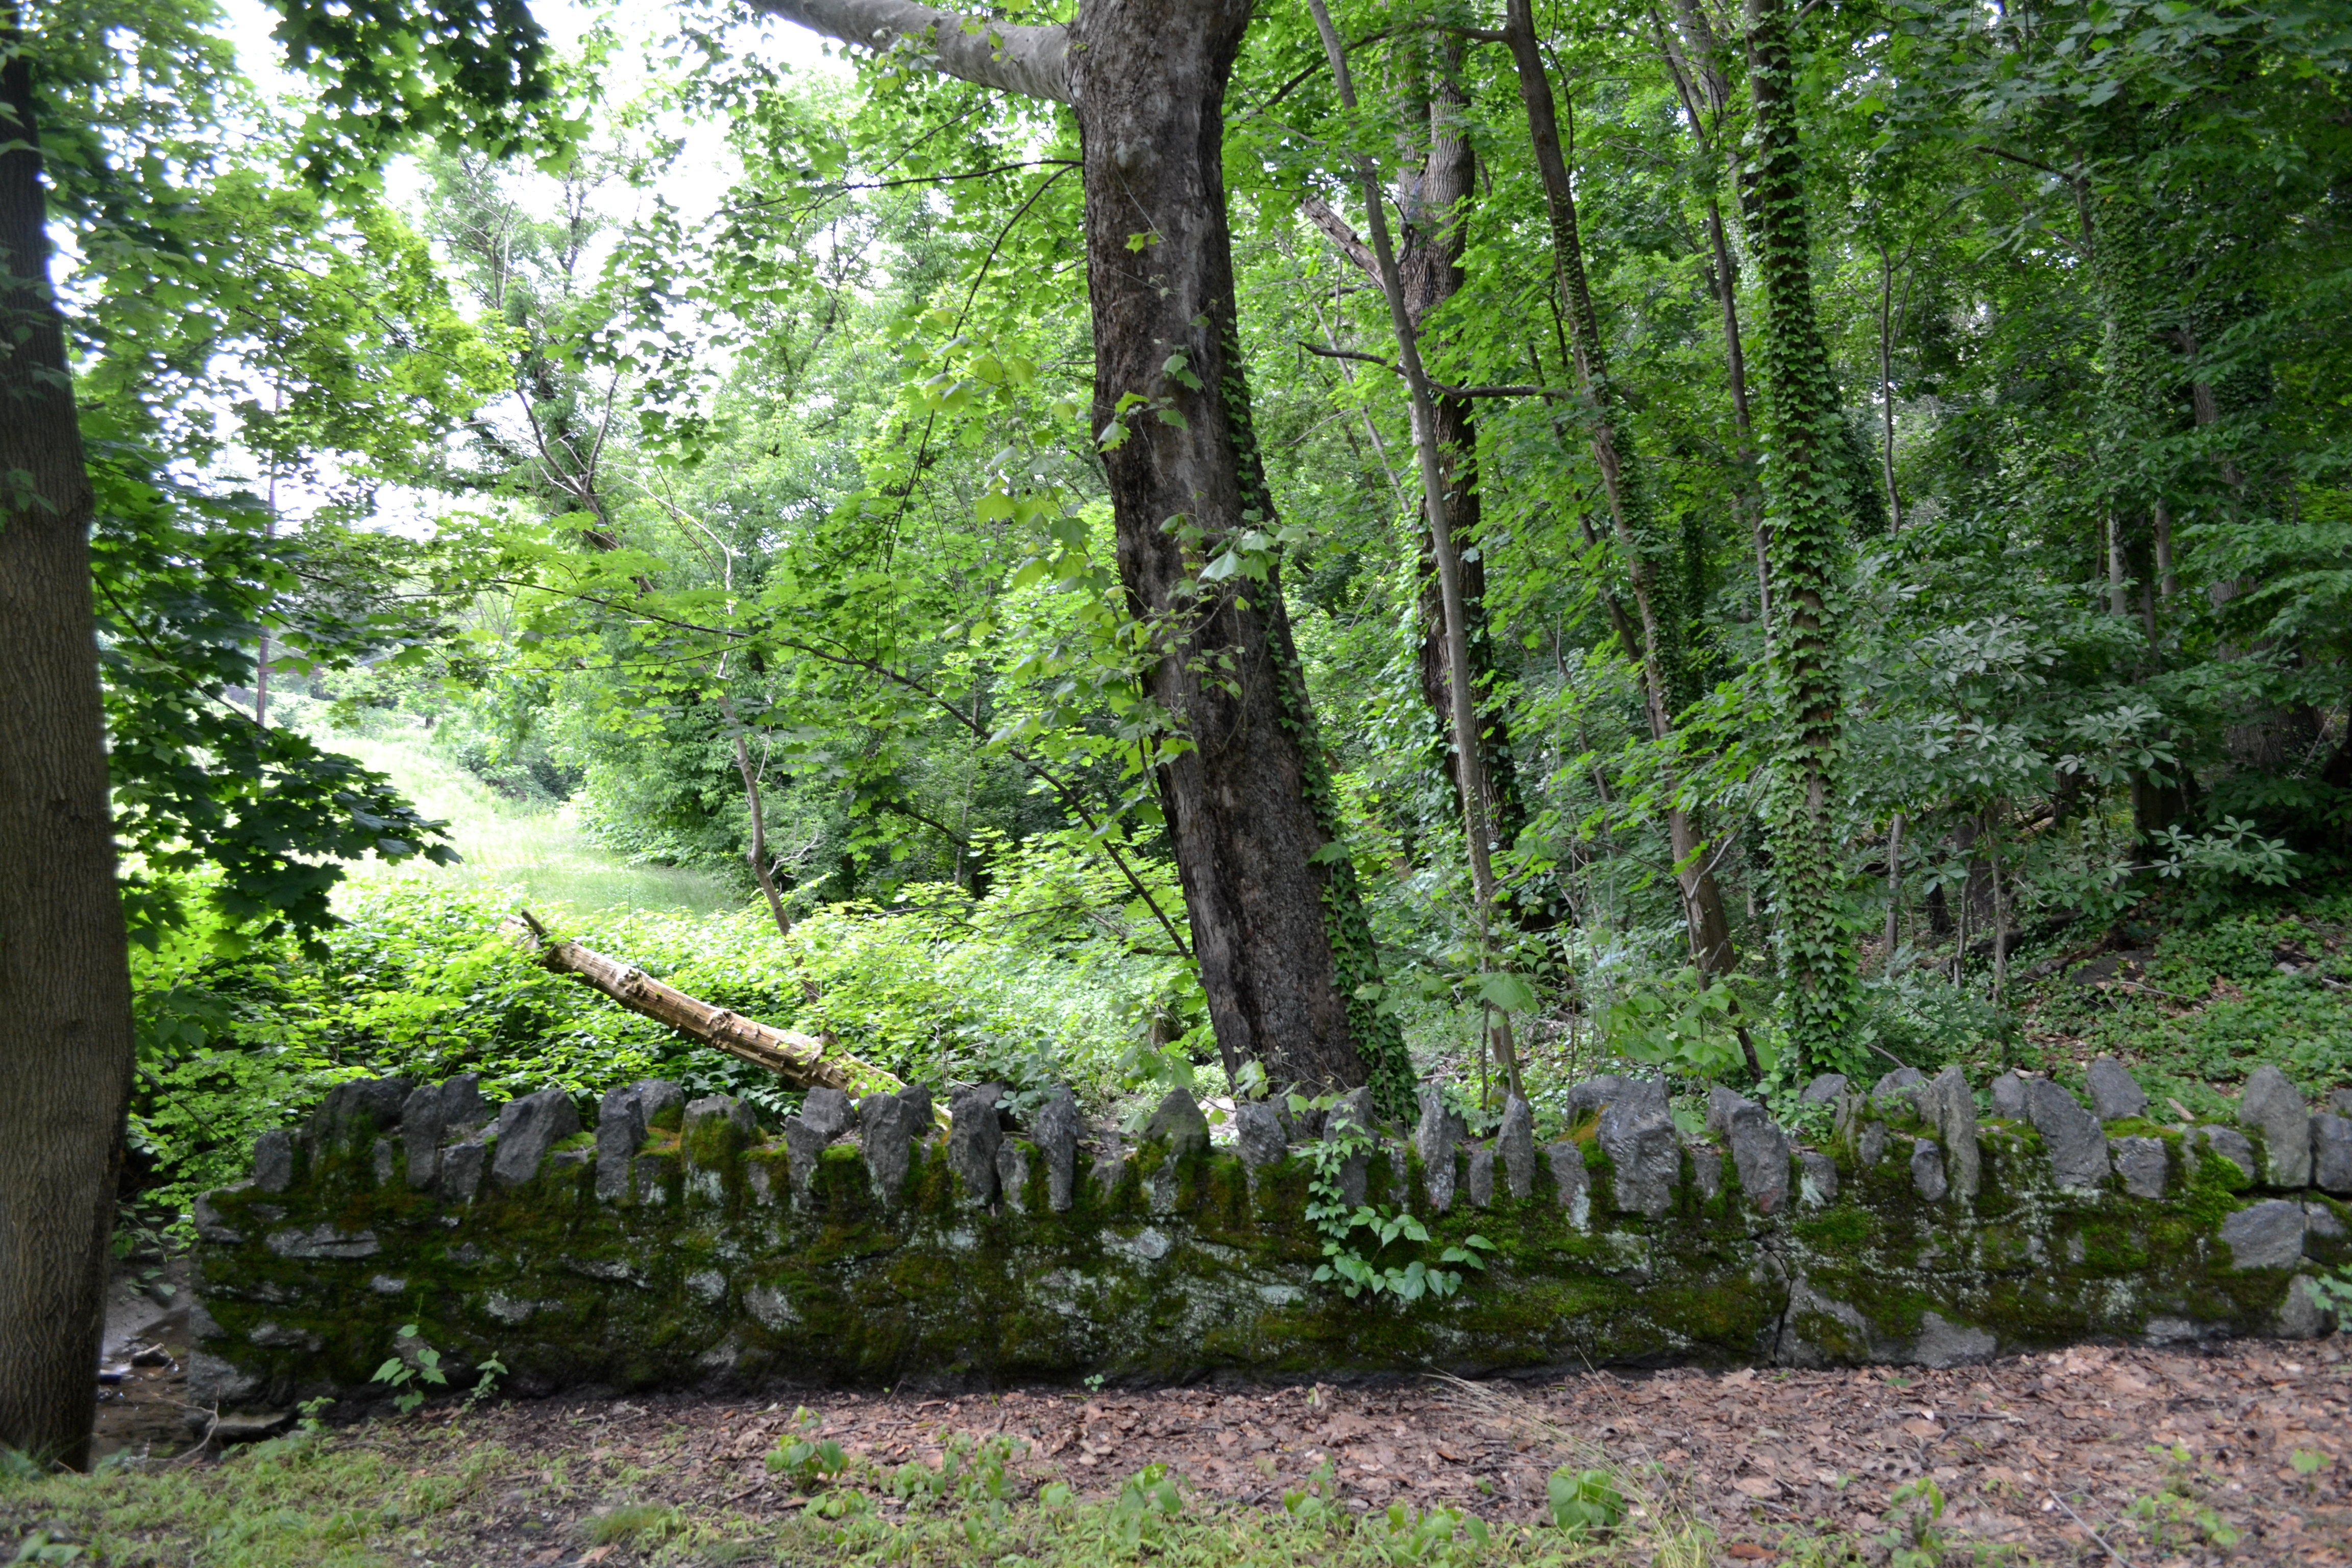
[22, 1330, 2349, 1566]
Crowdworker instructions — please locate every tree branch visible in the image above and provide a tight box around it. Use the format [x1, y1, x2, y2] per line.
[1297, 193, 1378, 277]
[1294, 341, 1572, 399]
[743, 0, 1073, 104]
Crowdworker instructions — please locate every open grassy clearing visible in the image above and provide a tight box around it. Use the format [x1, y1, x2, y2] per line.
[310, 713, 736, 918]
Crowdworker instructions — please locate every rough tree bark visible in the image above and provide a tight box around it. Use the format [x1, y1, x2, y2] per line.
[744, 0, 1416, 1113]
[0, 24, 140, 1469]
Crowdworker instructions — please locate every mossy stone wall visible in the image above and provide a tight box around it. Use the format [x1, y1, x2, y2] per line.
[189, 1073, 2347, 1412]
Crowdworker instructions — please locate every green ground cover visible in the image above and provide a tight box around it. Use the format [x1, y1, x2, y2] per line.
[0, 1423, 1836, 1568]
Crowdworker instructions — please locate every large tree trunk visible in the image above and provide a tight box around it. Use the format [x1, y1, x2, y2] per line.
[746, 0, 1415, 1113]
[1743, 0, 1857, 1069]
[0, 28, 138, 1470]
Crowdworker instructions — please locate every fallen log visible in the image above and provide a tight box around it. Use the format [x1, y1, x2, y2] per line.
[501, 911, 901, 1100]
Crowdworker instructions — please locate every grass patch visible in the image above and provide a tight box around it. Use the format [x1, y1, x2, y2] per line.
[321, 724, 736, 917]
[0, 1427, 1818, 1568]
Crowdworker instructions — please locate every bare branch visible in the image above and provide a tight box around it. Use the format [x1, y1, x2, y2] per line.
[743, 0, 1073, 104]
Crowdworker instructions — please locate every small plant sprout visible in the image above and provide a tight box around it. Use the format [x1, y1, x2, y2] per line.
[370, 1324, 448, 1414]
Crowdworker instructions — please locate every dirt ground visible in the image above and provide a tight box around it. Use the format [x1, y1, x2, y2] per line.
[87, 1285, 2352, 1564]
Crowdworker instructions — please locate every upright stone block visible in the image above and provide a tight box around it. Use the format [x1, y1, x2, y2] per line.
[2110, 1136, 2167, 1198]
[2240, 1065, 2313, 1187]
[1033, 1088, 1083, 1211]
[596, 1080, 682, 1204]
[682, 1095, 756, 1193]
[440, 1134, 489, 1202]
[1910, 1138, 1948, 1203]
[859, 1091, 919, 1202]
[1989, 1071, 2029, 1120]
[1566, 1074, 1668, 1121]
[252, 1130, 295, 1194]
[1414, 1087, 1465, 1213]
[1455, 1144, 1488, 1207]
[1143, 1088, 1210, 1159]
[2086, 1058, 2148, 1122]
[800, 1086, 854, 1142]
[1800, 1073, 1848, 1105]
[1324, 1087, 1376, 1137]
[1544, 1141, 1589, 1229]
[1599, 1097, 1680, 1219]
[2193, 1124, 2257, 1183]
[1915, 1066, 1980, 1202]
[312, 1076, 414, 1149]
[2024, 1078, 2108, 1191]
[996, 1139, 1034, 1213]
[1233, 1101, 1287, 1171]
[1688, 1144, 1724, 1204]
[783, 1115, 831, 1204]
[2314, 1114, 2352, 1195]
[490, 1088, 580, 1190]
[1497, 1095, 1536, 1200]
[1871, 1066, 1926, 1116]
[403, 1075, 488, 1190]
[1797, 1149, 1838, 1205]
[948, 1085, 1006, 1205]
[1705, 1086, 1791, 1214]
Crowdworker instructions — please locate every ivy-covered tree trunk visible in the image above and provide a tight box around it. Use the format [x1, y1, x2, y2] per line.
[0, 26, 138, 1469]
[748, 0, 1415, 1113]
[1503, 0, 1738, 979]
[1742, 0, 1857, 1068]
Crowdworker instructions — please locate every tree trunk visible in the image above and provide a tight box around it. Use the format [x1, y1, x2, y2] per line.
[1502, 0, 1739, 982]
[1743, 0, 1857, 1069]
[1071, 0, 1412, 1112]
[1307, 0, 1520, 1101]
[505, 914, 910, 1100]
[0, 27, 138, 1469]
[1298, 57, 1533, 893]
[743, 0, 1415, 1113]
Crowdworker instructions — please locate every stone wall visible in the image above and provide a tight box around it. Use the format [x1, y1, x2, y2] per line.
[189, 1063, 2351, 1412]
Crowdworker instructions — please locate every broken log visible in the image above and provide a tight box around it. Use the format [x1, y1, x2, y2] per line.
[501, 911, 900, 1099]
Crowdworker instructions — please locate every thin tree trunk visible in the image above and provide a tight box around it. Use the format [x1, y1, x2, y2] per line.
[1876, 244, 1903, 532]
[1990, 831, 2008, 1004]
[1298, 53, 1534, 900]
[732, 731, 792, 938]
[1308, 0, 1520, 1101]
[2153, 500, 2175, 602]
[2106, 510, 2131, 617]
[1502, 0, 1740, 986]
[0, 26, 138, 1469]
[1743, 0, 1857, 1068]
[1884, 812, 1904, 962]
